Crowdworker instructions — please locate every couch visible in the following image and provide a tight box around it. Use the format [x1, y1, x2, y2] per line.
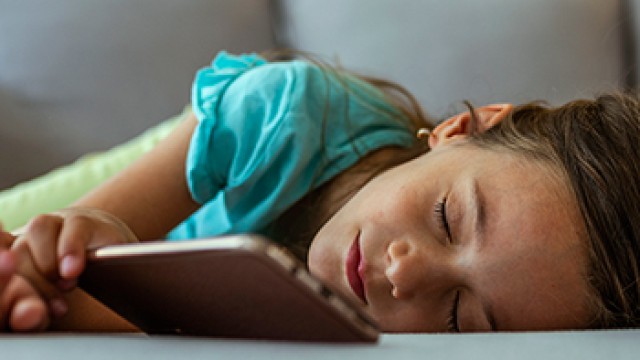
[1, 1, 639, 357]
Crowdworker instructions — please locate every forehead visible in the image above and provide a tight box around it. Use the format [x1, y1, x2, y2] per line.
[467, 151, 592, 330]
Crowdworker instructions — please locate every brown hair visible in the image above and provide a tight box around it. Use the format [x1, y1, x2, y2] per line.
[467, 94, 640, 328]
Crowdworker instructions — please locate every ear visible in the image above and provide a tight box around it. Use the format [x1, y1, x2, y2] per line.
[428, 103, 513, 149]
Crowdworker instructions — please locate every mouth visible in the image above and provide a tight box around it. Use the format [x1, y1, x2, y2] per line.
[346, 232, 367, 304]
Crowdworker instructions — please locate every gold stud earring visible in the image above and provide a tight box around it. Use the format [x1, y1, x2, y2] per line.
[416, 128, 431, 140]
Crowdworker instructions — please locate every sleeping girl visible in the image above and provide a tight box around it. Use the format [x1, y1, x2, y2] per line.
[0, 51, 638, 332]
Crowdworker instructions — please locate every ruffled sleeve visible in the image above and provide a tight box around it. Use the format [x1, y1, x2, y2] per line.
[186, 51, 267, 203]
[169, 51, 415, 239]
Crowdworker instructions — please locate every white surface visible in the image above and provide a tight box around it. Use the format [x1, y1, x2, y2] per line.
[2, 330, 639, 360]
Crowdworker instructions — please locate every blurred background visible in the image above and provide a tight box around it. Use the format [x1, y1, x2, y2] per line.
[0, 0, 636, 188]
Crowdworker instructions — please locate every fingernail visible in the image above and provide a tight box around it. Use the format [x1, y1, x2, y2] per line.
[60, 255, 78, 278]
[50, 298, 68, 318]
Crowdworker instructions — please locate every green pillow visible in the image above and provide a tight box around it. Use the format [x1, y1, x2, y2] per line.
[0, 109, 186, 232]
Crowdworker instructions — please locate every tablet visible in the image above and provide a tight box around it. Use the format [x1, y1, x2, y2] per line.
[78, 235, 379, 342]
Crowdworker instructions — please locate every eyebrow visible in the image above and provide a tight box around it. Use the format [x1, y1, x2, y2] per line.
[470, 179, 497, 331]
[470, 179, 486, 242]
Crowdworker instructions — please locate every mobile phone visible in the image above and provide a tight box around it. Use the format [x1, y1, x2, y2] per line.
[78, 235, 379, 342]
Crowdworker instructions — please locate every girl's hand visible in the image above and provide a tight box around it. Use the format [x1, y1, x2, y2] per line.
[0, 250, 51, 331]
[8, 208, 138, 330]
[0, 227, 50, 331]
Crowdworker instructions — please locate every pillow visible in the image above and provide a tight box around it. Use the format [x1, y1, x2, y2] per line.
[0, 109, 186, 232]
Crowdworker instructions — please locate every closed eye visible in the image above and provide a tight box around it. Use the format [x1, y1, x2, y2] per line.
[434, 199, 452, 242]
[437, 199, 460, 332]
[447, 291, 461, 332]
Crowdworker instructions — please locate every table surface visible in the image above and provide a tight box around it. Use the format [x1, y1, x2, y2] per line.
[1, 330, 639, 360]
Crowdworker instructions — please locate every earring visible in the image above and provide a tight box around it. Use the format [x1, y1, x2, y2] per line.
[392, 287, 401, 299]
[416, 128, 432, 150]
[416, 128, 431, 140]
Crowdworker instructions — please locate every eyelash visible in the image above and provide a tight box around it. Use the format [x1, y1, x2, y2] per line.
[436, 199, 460, 332]
[434, 199, 452, 242]
[447, 291, 461, 332]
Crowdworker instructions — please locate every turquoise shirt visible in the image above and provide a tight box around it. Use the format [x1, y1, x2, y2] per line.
[167, 52, 415, 240]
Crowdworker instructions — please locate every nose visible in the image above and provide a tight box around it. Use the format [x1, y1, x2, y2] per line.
[385, 238, 453, 300]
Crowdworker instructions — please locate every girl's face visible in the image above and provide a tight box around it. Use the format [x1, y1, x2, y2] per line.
[308, 143, 592, 332]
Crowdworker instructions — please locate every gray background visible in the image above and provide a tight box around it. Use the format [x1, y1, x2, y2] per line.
[0, 0, 633, 188]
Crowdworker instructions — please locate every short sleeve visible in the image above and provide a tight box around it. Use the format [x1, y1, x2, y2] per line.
[169, 52, 415, 239]
[186, 51, 268, 203]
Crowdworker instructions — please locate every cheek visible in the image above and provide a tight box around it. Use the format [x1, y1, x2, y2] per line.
[307, 207, 353, 281]
[373, 298, 447, 332]
[376, 312, 428, 332]
[306, 242, 328, 280]
[307, 165, 431, 275]
[308, 225, 338, 275]
[366, 182, 430, 232]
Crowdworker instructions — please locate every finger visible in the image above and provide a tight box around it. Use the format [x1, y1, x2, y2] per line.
[0, 250, 16, 293]
[3, 277, 51, 331]
[57, 215, 95, 280]
[57, 213, 132, 279]
[17, 214, 62, 281]
[9, 298, 49, 331]
[0, 251, 14, 329]
[12, 241, 65, 304]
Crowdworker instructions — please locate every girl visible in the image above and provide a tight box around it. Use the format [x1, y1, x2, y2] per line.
[0, 51, 638, 332]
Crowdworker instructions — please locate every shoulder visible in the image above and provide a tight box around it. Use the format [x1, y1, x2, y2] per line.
[194, 52, 391, 121]
[224, 58, 328, 102]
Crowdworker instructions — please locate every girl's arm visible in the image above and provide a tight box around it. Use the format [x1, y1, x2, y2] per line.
[73, 111, 201, 241]
[5, 112, 202, 332]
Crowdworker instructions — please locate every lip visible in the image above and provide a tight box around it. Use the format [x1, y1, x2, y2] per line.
[346, 232, 367, 303]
